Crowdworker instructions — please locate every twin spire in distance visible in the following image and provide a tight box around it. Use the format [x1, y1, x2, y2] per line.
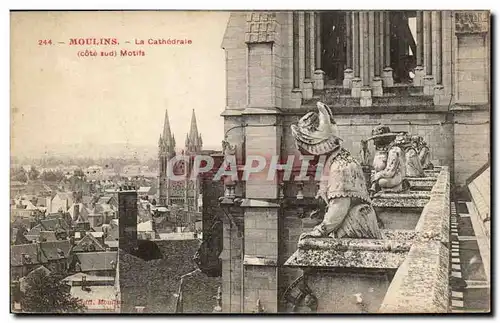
[158, 108, 202, 155]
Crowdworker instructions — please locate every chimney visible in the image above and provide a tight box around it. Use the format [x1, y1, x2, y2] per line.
[81, 276, 86, 290]
[73, 204, 80, 221]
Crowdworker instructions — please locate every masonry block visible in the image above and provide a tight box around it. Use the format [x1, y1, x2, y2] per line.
[414, 66, 425, 86]
[433, 85, 446, 106]
[302, 79, 314, 100]
[372, 77, 383, 97]
[313, 69, 325, 90]
[423, 75, 435, 96]
[351, 78, 362, 98]
[343, 68, 354, 89]
[360, 87, 372, 107]
[382, 67, 394, 87]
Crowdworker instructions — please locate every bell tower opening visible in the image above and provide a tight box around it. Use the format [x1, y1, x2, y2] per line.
[319, 10, 419, 87]
[389, 11, 417, 84]
[321, 11, 347, 85]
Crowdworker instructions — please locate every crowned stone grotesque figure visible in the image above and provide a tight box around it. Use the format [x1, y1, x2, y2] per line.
[291, 102, 382, 239]
[368, 126, 410, 195]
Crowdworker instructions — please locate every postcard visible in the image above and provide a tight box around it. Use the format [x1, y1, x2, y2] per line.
[10, 10, 491, 314]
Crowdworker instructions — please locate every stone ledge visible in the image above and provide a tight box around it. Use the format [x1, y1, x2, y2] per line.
[297, 237, 413, 252]
[378, 241, 449, 313]
[284, 246, 407, 269]
[284, 238, 411, 269]
[221, 108, 244, 117]
[243, 255, 277, 266]
[286, 105, 450, 116]
[408, 177, 437, 190]
[242, 107, 283, 115]
[239, 199, 280, 208]
[372, 191, 430, 208]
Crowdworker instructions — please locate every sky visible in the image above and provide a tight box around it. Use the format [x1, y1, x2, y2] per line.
[10, 11, 229, 159]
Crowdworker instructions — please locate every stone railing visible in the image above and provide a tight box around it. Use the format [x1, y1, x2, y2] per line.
[379, 166, 450, 313]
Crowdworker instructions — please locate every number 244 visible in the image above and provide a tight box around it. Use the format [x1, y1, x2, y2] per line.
[38, 40, 52, 45]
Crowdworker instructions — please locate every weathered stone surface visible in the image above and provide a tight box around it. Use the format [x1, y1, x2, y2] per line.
[285, 238, 410, 269]
[381, 229, 417, 241]
[245, 12, 279, 43]
[378, 241, 449, 313]
[408, 176, 437, 190]
[372, 191, 430, 208]
[455, 11, 489, 34]
[414, 167, 450, 244]
[306, 270, 392, 313]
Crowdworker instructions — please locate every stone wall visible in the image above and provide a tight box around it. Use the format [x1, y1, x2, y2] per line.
[453, 110, 490, 185]
[220, 221, 243, 313]
[455, 31, 489, 105]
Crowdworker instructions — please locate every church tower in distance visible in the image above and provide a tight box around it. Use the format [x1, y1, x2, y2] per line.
[158, 109, 176, 206]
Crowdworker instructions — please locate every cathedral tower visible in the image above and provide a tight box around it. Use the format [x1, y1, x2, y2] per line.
[158, 109, 176, 206]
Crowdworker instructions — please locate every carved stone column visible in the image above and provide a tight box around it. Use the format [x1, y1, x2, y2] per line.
[360, 11, 372, 106]
[351, 11, 362, 97]
[432, 11, 444, 104]
[378, 11, 385, 77]
[414, 11, 425, 86]
[423, 11, 435, 95]
[382, 11, 394, 87]
[439, 11, 453, 106]
[313, 12, 325, 90]
[303, 12, 314, 100]
[371, 11, 383, 96]
[343, 11, 354, 89]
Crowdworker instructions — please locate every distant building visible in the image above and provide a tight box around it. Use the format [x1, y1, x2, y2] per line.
[158, 109, 217, 212]
[10, 240, 72, 281]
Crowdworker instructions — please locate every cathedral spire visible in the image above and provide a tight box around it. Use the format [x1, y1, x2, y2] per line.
[188, 109, 199, 141]
[163, 109, 174, 146]
[185, 109, 202, 153]
[159, 108, 175, 158]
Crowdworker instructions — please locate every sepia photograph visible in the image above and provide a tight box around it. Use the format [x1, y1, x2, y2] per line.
[9, 9, 491, 314]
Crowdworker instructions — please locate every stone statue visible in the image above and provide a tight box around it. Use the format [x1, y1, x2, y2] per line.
[368, 126, 410, 195]
[412, 136, 433, 170]
[359, 139, 371, 166]
[291, 102, 382, 239]
[222, 139, 236, 156]
[397, 133, 425, 177]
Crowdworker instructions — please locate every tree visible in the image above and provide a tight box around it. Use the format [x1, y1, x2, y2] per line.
[40, 170, 65, 182]
[20, 270, 85, 313]
[11, 167, 28, 183]
[28, 166, 40, 180]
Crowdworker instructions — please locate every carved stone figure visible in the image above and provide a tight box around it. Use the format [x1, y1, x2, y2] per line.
[368, 126, 410, 194]
[291, 102, 382, 239]
[412, 136, 433, 170]
[395, 133, 425, 177]
[222, 139, 236, 156]
[359, 139, 371, 166]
